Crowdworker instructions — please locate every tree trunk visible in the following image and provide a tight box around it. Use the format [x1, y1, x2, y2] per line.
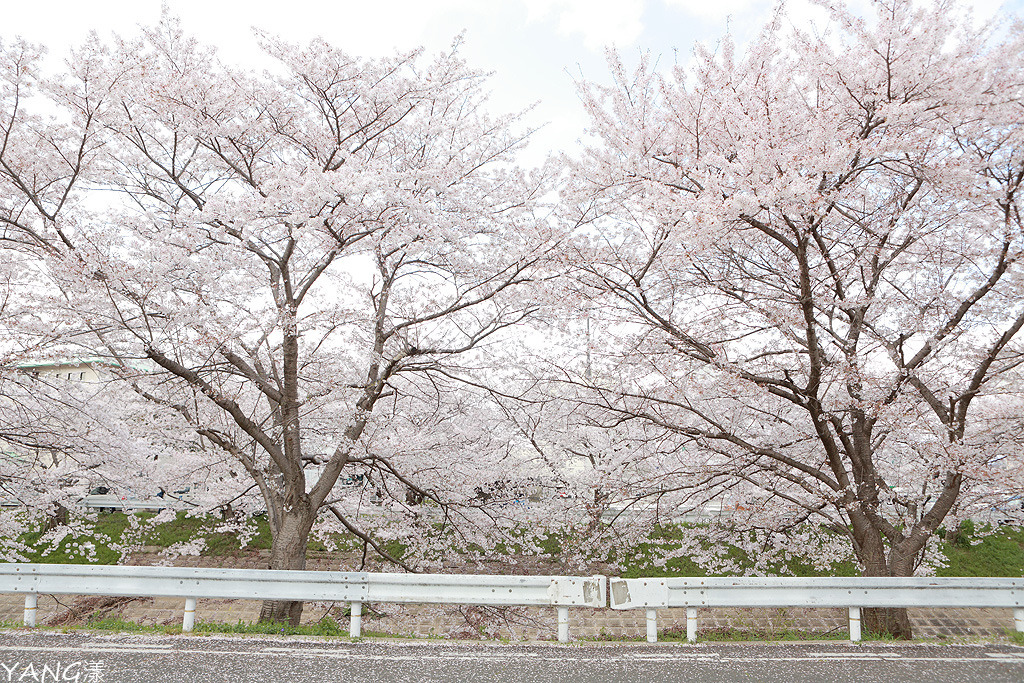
[862, 604, 912, 639]
[856, 527, 913, 640]
[44, 503, 69, 532]
[258, 509, 312, 625]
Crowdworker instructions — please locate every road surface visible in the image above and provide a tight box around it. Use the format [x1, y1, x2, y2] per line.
[0, 631, 1021, 682]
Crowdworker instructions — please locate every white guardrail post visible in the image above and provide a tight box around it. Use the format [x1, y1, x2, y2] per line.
[557, 607, 569, 643]
[645, 608, 657, 643]
[610, 576, 1022, 643]
[183, 597, 196, 632]
[350, 601, 362, 638]
[23, 593, 37, 627]
[848, 606, 861, 642]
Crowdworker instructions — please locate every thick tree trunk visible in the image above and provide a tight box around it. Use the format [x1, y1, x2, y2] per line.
[862, 604, 912, 638]
[856, 526, 913, 640]
[258, 509, 313, 625]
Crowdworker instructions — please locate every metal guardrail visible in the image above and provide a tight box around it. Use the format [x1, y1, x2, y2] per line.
[608, 576, 1024, 642]
[77, 495, 170, 512]
[3, 566, 1021, 643]
[0, 564, 606, 642]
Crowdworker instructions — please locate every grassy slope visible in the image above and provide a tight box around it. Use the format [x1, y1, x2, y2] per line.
[937, 523, 1024, 577]
[12, 513, 1024, 577]
[16, 512, 273, 564]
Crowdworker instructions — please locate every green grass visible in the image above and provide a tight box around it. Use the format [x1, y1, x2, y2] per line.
[70, 616, 181, 635]
[194, 618, 349, 637]
[143, 514, 266, 553]
[4, 617, 352, 638]
[18, 514, 130, 564]
[14, 509, 386, 565]
[937, 524, 1024, 577]
[653, 625, 924, 644]
[612, 521, 1022, 579]
[16, 512, 276, 564]
[613, 524, 860, 578]
[588, 629, 644, 642]
[674, 627, 849, 642]
[861, 630, 905, 642]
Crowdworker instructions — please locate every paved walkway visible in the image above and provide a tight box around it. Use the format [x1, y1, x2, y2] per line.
[0, 551, 1015, 642]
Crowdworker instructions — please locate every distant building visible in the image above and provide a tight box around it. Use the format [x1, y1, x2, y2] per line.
[6, 357, 190, 511]
[16, 358, 107, 382]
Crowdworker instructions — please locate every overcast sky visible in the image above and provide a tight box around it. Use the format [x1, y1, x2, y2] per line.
[4, 0, 1022, 165]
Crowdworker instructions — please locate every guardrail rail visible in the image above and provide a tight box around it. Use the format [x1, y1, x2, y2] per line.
[3, 566, 1021, 643]
[0, 564, 605, 642]
[609, 576, 1024, 642]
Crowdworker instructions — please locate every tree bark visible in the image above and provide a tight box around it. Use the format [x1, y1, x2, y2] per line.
[257, 508, 313, 625]
[862, 604, 912, 639]
[44, 503, 69, 532]
[855, 524, 913, 640]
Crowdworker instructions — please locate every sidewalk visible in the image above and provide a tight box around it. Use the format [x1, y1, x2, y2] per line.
[0, 551, 1015, 641]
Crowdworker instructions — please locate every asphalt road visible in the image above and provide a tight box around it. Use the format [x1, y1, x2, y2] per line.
[0, 631, 1022, 683]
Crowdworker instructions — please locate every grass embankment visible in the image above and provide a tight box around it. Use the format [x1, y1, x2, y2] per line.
[16, 513, 273, 564]
[17, 512, 370, 564]
[939, 520, 1024, 577]
[610, 524, 861, 578]
[612, 521, 1024, 578]
[14, 512, 1024, 578]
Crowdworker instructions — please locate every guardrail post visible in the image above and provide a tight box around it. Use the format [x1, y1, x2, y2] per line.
[557, 607, 569, 643]
[849, 606, 861, 642]
[645, 608, 658, 642]
[350, 601, 362, 638]
[1015, 608, 1023, 633]
[183, 597, 196, 632]
[686, 607, 697, 643]
[23, 593, 37, 627]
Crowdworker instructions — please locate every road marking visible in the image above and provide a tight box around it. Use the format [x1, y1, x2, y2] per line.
[808, 651, 903, 659]
[264, 648, 721, 662]
[78, 641, 173, 648]
[985, 652, 1024, 660]
[0, 645, 182, 655]
[621, 653, 720, 660]
[721, 656, 1022, 664]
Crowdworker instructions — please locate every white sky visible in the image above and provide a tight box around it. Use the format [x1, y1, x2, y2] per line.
[3, 0, 1021, 166]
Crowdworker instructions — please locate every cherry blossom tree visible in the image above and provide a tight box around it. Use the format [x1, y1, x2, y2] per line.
[0, 17, 555, 623]
[567, 0, 1024, 637]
